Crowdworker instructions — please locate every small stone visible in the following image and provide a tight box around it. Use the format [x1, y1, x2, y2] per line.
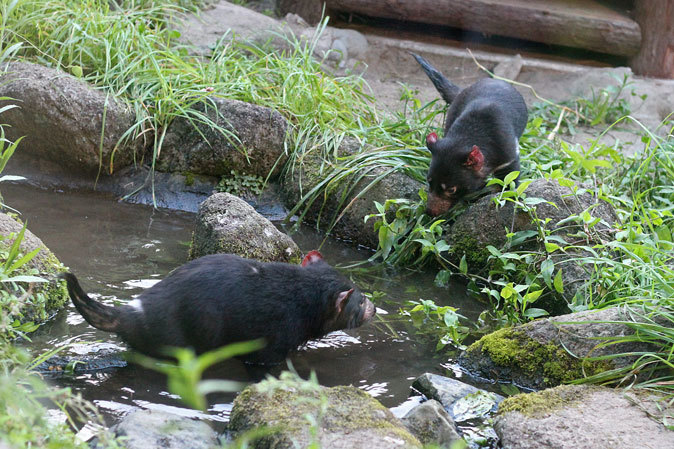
[401, 399, 462, 447]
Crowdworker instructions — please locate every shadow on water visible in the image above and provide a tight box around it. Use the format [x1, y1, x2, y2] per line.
[3, 181, 488, 428]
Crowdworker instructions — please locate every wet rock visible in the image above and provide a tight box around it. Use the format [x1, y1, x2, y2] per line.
[0, 62, 141, 176]
[283, 137, 423, 249]
[412, 373, 502, 422]
[401, 399, 462, 448]
[112, 410, 218, 449]
[35, 352, 127, 375]
[459, 307, 658, 390]
[447, 178, 618, 304]
[158, 96, 288, 180]
[495, 384, 674, 449]
[0, 212, 68, 330]
[229, 380, 422, 449]
[189, 192, 301, 263]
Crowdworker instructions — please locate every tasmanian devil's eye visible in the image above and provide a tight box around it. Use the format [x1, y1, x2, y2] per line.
[446, 186, 457, 195]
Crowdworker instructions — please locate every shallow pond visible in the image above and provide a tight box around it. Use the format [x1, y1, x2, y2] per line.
[3, 182, 487, 427]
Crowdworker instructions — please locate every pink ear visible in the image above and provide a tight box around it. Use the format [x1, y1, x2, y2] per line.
[465, 145, 484, 171]
[335, 288, 354, 314]
[301, 250, 323, 267]
[426, 132, 438, 145]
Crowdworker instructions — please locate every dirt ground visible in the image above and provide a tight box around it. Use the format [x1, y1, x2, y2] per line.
[183, 1, 674, 153]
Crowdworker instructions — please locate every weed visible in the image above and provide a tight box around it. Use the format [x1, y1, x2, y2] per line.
[216, 169, 265, 196]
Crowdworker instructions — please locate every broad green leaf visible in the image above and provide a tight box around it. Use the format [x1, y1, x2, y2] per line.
[553, 269, 564, 293]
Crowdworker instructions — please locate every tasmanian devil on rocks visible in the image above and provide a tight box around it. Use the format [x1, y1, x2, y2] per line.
[412, 53, 528, 216]
[61, 251, 375, 364]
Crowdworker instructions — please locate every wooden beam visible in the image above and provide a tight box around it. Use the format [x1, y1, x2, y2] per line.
[324, 0, 642, 57]
[630, 0, 674, 78]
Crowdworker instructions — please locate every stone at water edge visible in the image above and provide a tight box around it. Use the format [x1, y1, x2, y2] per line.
[459, 307, 659, 391]
[229, 382, 422, 449]
[412, 373, 503, 415]
[401, 399, 462, 448]
[111, 410, 219, 449]
[189, 192, 302, 263]
[158, 96, 288, 180]
[0, 62, 141, 175]
[495, 384, 674, 449]
[0, 213, 69, 332]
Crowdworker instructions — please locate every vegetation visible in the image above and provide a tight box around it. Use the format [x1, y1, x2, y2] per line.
[0, 118, 119, 446]
[0, 0, 672, 442]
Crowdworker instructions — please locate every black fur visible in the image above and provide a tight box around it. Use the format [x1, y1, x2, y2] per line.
[413, 53, 528, 216]
[61, 253, 375, 364]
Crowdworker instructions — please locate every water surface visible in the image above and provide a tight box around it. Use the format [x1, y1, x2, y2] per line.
[3, 182, 485, 426]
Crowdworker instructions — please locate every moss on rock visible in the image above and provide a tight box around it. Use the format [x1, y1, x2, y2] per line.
[230, 376, 421, 448]
[498, 385, 590, 417]
[463, 328, 611, 389]
[0, 213, 68, 335]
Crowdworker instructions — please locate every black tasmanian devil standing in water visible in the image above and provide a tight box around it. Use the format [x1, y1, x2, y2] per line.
[61, 251, 376, 364]
[412, 53, 528, 216]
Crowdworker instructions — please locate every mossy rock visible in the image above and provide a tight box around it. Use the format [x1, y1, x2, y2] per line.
[0, 213, 68, 335]
[495, 384, 674, 449]
[458, 307, 658, 390]
[229, 377, 422, 449]
[189, 192, 302, 263]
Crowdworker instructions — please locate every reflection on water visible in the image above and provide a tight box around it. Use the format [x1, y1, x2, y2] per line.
[2, 182, 486, 427]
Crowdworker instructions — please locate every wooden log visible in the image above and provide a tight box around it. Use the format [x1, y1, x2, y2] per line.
[324, 0, 642, 57]
[629, 0, 674, 78]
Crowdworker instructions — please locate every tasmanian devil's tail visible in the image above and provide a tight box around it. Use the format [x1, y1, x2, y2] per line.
[411, 53, 461, 104]
[60, 272, 120, 332]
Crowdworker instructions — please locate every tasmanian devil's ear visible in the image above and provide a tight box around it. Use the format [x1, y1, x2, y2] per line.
[426, 132, 438, 154]
[335, 288, 354, 314]
[465, 145, 485, 171]
[301, 250, 323, 267]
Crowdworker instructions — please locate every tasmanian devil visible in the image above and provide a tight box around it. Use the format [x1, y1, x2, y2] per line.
[61, 251, 375, 364]
[412, 53, 528, 216]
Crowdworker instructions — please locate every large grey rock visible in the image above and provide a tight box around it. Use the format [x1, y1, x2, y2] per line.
[159, 96, 288, 180]
[283, 137, 423, 249]
[401, 400, 462, 448]
[176, 1, 368, 68]
[229, 380, 422, 449]
[0, 212, 68, 330]
[112, 410, 218, 449]
[0, 62, 140, 175]
[459, 307, 658, 390]
[495, 385, 674, 449]
[189, 192, 301, 263]
[177, 1, 280, 54]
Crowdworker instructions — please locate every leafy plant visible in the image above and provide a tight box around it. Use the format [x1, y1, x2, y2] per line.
[130, 339, 264, 410]
[402, 298, 470, 350]
[216, 169, 266, 196]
